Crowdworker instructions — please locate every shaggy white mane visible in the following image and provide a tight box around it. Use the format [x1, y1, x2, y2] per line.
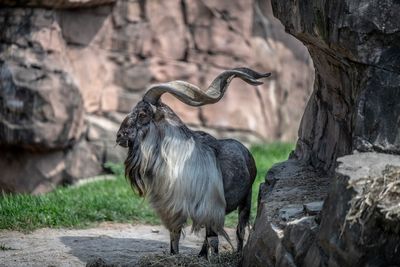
[138, 119, 226, 234]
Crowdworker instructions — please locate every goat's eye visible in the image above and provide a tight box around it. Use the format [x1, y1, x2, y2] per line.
[138, 112, 146, 118]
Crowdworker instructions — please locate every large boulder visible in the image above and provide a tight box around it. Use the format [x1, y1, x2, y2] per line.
[0, 0, 116, 8]
[272, 0, 400, 172]
[314, 153, 400, 266]
[0, 8, 84, 150]
[245, 0, 400, 266]
[0, 64, 84, 150]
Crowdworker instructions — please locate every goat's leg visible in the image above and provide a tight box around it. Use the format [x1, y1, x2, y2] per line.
[237, 189, 252, 253]
[198, 227, 219, 258]
[199, 236, 208, 257]
[170, 228, 182, 254]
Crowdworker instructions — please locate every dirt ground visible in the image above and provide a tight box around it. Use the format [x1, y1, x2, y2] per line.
[0, 223, 236, 267]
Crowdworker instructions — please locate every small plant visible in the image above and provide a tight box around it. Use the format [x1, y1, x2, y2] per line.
[0, 243, 15, 251]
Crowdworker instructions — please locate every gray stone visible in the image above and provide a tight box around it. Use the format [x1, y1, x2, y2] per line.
[275, 244, 296, 267]
[245, 0, 400, 266]
[272, 0, 400, 172]
[0, 0, 116, 8]
[0, 63, 84, 150]
[316, 152, 400, 266]
[303, 243, 324, 267]
[242, 208, 282, 267]
[279, 204, 304, 221]
[304, 201, 324, 216]
[283, 216, 318, 265]
[244, 160, 330, 267]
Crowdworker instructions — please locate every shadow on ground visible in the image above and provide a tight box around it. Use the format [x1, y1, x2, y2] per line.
[60, 235, 197, 266]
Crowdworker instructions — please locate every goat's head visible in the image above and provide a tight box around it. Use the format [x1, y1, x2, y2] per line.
[116, 101, 153, 148]
[116, 67, 271, 148]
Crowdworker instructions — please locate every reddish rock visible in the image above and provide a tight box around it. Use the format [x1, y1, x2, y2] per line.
[100, 84, 120, 112]
[67, 47, 116, 112]
[116, 91, 142, 113]
[161, 94, 201, 125]
[145, 0, 188, 60]
[0, 63, 84, 150]
[201, 67, 268, 138]
[149, 58, 199, 83]
[0, 0, 314, 193]
[0, 0, 116, 8]
[0, 150, 65, 194]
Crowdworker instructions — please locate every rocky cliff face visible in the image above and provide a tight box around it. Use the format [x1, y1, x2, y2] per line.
[244, 1, 400, 266]
[274, 0, 400, 173]
[0, 0, 313, 193]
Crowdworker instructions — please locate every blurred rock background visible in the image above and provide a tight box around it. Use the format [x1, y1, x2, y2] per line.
[0, 0, 313, 193]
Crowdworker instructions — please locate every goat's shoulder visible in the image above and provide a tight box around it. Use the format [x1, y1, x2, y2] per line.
[193, 131, 219, 151]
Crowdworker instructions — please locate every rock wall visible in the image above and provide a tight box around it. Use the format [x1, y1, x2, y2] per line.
[0, 0, 313, 193]
[274, 0, 400, 173]
[244, 1, 400, 266]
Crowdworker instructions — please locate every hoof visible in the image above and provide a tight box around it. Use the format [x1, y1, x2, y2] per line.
[206, 247, 219, 263]
[198, 249, 207, 258]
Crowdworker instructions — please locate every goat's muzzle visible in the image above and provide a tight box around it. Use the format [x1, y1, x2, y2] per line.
[116, 132, 129, 148]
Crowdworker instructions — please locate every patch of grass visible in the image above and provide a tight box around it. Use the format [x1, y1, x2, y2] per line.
[0, 143, 293, 231]
[0, 165, 159, 231]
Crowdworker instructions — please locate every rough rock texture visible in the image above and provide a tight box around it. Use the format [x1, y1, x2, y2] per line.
[0, 0, 313, 193]
[243, 161, 329, 267]
[273, 0, 400, 173]
[314, 153, 400, 267]
[244, 1, 400, 266]
[0, 62, 84, 150]
[0, 0, 116, 8]
[245, 153, 400, 267]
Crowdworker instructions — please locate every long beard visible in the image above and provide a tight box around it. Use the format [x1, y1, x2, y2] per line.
[124, 126, 150, 196]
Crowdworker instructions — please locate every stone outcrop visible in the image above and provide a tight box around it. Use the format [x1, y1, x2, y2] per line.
[273, 0, 400, 173]
[244, 0, 400, 266]
[315, 153, 400, 266]
[0, 0, 116, 8]
[0, 0, 313, 193]
[0, 60, 84, 151]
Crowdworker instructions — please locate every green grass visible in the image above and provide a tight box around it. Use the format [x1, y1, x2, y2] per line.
[0, 143, 293, 231]
[0, 164, 159, 231]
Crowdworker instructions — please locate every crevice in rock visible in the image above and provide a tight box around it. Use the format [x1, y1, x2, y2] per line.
[138, 0, 147, 21]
